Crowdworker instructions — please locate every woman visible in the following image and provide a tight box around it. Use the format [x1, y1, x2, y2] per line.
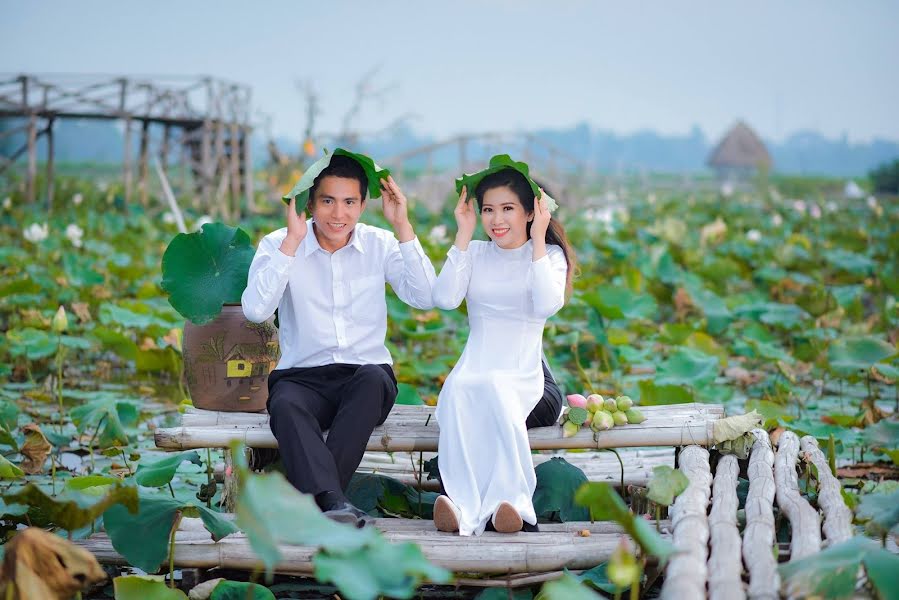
[432, 157, 576, 535]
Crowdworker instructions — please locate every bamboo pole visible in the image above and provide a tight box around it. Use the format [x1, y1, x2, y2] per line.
[242, 126, 254, 213]
[155, 404, 724, 453]
[742, 429, 779, 600]
[122, 117, 133, 204]
[774, 431, 821, 560]
[660, 445, 712, 600]
[708, 454, 745, 600]
[800, 436, 852, 545]
[229, 122, 241, 219]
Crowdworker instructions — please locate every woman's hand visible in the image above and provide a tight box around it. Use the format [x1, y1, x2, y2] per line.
[453, 186, 477, 250]
[381, 175, 414, 242]
[279, 196, 307, 256]
[530, 189, 551, 241]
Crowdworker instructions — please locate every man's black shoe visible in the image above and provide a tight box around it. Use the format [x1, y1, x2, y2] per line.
[323, 502, 372, 528]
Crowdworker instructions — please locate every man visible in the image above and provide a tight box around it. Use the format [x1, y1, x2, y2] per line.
[242, 152, 436, 526]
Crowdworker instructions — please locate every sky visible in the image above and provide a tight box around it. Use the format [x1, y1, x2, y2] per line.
[2, 1, 898, 144]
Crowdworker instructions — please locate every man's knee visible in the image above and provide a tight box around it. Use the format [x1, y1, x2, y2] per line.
[352, 364, 395, 391]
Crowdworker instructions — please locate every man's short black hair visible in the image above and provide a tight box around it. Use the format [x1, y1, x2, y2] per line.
[309, 154, 368, 204]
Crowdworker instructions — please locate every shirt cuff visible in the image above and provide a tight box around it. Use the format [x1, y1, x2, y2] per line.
[447, 245, 469, 259]
[399, 236, 426, 259]
[272, 247, 296, 269]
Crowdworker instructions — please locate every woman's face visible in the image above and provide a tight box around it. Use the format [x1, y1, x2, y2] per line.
[480, 186, 533, 249]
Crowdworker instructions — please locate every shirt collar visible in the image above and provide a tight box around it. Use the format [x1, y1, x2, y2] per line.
[303, 221, 366, 257]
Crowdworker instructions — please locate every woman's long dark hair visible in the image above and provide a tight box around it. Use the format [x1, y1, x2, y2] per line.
[474, 169, 577, 298]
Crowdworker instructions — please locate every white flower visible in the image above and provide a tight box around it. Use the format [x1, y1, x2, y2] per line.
[162, 211, 176, 224]
[771, 213, 783, 227]
[646, 193, 656, 205]
[24, 222, 49, 243]
[720, 182, 734, 197]
[2, 197, 10, 210]
[72, 193, 83, 206]
[825, 201, 838, 212]
[194, 215, 213, 230]
[809, 203, 822, 219]
[866, 196, 878, 209]
[746, 229, 762, 242]
[791, 199, 806, 214]
[97, 181, 108, 193]
[844, 180, 864, 199]
[65, 224, 84, 248]
[427, 224, 448, 244]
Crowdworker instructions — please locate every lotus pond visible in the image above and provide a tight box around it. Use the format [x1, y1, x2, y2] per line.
[0, 174, 897, 599]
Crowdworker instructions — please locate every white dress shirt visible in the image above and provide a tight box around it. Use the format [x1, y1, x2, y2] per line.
[241, 220, 437, 369]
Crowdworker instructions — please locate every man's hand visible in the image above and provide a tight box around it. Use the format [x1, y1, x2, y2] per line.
[279, 196, 308, 256]
[381, 175, 414, 242]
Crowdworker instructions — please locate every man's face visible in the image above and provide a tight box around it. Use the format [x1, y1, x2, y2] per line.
[309, 176, 366, 252]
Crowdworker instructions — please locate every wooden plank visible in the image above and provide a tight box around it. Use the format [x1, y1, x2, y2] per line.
[707, 454, 745, 600]
[156, 404, 724, 452]
[78, 518, 671, 575]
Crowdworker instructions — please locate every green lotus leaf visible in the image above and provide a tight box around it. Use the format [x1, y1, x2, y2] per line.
[160, 222, 255, 325]
[574, 482, 673, 561]
[654, 347, 719, 387]
[583, 285, 658, 321]
[3, 482, 137, 531]
[70, 396, 140, 448]
[314, 537, 451, 600]
[538, 572, 604, 599]
[779, 536, 899, 599]
[0, 454, 23, 479]
[210, 580, 276, 600]
[135, 451, 203, 488]
[646, 465, 689, 507]
[282, 148, 390, 210]
[533, 457, 590, 522]
[827, 336, 897, 378]
[455, 154, 559, 212]
[113, 575, 188, 600]
[104, 492, 236, 574]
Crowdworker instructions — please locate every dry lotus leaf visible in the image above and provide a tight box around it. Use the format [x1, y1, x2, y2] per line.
[19, 424, 52, 475]
[0, 527, 106, 599]
[71, 302, 92, 323]
[712, 410, 763, 445]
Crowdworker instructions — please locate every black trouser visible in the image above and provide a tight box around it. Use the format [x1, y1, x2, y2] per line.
[526, 360, 565, 429]
[266, 363, 397, 498]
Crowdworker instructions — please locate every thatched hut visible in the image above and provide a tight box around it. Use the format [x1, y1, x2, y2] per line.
[707, 121, 772, 180]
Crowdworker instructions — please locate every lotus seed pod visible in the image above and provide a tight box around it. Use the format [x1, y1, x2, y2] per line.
[616, 395, 633, 411]
[612, 411, 628, 426]
[567, 393, 588, 409]
[586, 394, 604, 413]
[562, 420, 581, 438]
[603, 398, 618, 413]
[591, 410, 614, 431]
[567, 407, 589, 426]
[625, 408, 646, 424]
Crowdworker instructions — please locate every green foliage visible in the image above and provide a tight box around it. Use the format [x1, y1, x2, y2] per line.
[3, 482, 137, 531]
[533, 458, 590, 522]
[135, 451, 203, 488]
[869, 158, 899, 194]
[646, 465, 688, 507]
[70, 395, 140, 447]
[574, 482, 673, 561]
[455, 154, 558, 212]
[209, 580, 276, 600]
[103, 492, 236, 573]
[535, 572, 603, 599]
[282, 148, 390, 209]
[160, 222, 255, 324]
[779, 536, 899, 599]
[113, 575, 188, 599]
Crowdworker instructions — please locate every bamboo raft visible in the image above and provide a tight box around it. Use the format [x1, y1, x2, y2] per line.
[155, 403, 726, 452]
[662, 433, 858, 599]
[78, 517, 672, 576]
